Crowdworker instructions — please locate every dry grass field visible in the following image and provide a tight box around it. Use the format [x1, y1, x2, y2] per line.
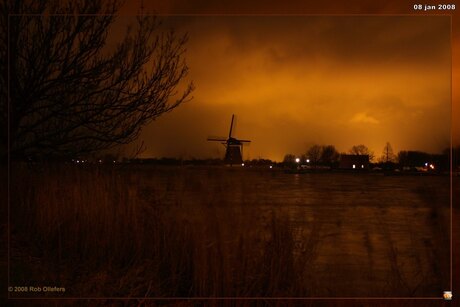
[7, 164, 452, 299]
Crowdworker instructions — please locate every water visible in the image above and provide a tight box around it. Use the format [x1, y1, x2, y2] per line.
[140, 167, 451, 296]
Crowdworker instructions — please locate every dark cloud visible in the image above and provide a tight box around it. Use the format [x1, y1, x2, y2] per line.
[122, 0, 392, 15]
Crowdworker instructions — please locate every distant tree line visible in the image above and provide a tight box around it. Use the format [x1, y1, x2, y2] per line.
[283, 142, 460, 171]
[397, 150, 449, 170]
[66, 143, 460, 171]
[127, 157, 278, 167]
[124, 158, 223, 166]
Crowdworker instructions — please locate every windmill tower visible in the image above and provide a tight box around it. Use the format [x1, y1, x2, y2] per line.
[207, 114, 251, 166]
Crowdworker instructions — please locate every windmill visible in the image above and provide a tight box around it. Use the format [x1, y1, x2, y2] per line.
[207, 114, 251, 165]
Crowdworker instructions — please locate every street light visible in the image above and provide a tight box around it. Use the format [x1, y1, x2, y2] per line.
[295, 158, 300, 163]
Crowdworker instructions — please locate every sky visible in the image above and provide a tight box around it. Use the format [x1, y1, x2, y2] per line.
[117, 1, 456, 162]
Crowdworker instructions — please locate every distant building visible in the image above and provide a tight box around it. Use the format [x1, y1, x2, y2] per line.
[339, 154, 369, 169]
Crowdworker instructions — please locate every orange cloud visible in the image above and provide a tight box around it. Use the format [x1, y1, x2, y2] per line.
[350, 113, 380, 124]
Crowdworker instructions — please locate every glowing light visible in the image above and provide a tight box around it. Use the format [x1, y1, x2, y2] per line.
[425, 162, 428, 166]
[77, 160, 80, 163]
[241, 163, 245, 166]
[269, 165, 273, 169]
[444, 291, 452, 300]
[361, 164, 364, 168]
[306, 159, 310, 163]
[429, 164, 435, 169]
[295, 158, 300, 163]
[352, 164, 356, 169]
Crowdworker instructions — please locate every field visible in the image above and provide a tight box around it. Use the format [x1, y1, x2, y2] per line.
[6, 164, 452, 299]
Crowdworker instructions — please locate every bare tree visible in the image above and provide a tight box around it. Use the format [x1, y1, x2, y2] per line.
[1, 0, 194, 159]
[349, 144, 374, 161]
[380, 142, 396, 163]
[320, 145, 339, 166]
[306, 144, 322, 166]
[283, 154, 296, 164]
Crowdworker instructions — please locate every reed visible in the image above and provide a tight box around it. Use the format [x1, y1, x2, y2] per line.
[10, 164, 312, 297]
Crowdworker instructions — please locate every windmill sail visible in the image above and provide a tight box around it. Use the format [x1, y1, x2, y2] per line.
[229, 114, 235, 138]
